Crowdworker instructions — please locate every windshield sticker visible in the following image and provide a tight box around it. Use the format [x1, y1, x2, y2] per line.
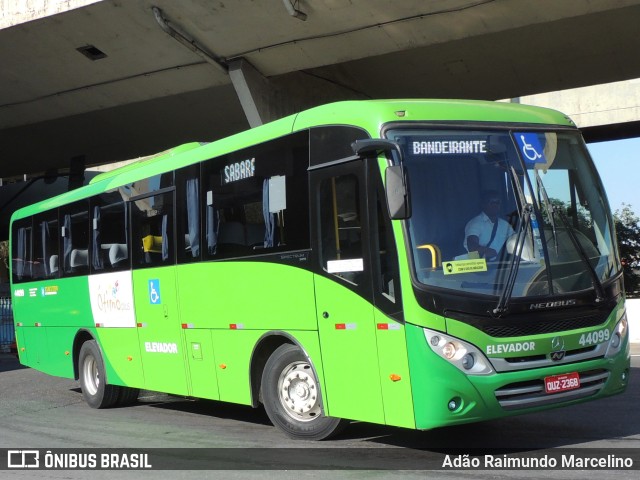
[412, 140, 487, 155]
[443, 259, 487, 275]
[514, 133, 546, 164]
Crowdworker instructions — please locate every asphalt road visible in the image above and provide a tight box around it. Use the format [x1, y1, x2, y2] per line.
[0, 346, 638, 479]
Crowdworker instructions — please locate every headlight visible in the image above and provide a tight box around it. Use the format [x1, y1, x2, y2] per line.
[605, 312, 628, 358]
[424, 328, 494, 375]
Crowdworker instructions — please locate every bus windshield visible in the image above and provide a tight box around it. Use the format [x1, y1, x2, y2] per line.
[387, 128, 620, 300]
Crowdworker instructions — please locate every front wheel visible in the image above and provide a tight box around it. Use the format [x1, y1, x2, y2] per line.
[78, 340, 120, 409]
[261, 343, 347, 440]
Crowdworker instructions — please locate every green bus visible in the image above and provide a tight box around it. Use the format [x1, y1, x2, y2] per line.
[10, 100, 630, 440]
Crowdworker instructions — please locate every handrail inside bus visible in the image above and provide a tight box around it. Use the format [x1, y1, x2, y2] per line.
[417, 243, 442, 268]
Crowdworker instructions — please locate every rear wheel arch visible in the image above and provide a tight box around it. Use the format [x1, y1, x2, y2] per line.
[249, 332, 324, 409]
[72, 329, 96, 381]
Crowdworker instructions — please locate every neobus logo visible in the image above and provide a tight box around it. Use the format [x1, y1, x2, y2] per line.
[529, 299, 576, 310]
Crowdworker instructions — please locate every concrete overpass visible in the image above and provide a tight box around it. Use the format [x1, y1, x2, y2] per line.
[2, 0, 640, 183]
[504, 79, 640, 143]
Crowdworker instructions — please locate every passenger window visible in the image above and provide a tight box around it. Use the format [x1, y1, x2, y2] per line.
[60, 201, 90, 276]
[11, 218, 33, 283]
[91, 191, 128, 272]
[131, 191, 175, 268]
[32, 212, 59, 280]
[318, 174, 363, 285]
[176, 164, 201, 263]
[201, 132, 310, 260]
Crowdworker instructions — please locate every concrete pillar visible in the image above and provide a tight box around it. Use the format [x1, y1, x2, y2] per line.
[229, 58, 367, 127]
[228, 59, 271, 128]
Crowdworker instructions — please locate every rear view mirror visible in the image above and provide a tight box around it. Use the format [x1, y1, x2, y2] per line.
[385, 165, 410, 219]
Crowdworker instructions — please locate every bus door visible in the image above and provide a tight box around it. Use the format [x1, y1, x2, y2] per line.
[129, 188, 189, 396]
[310, 159, 385, 424]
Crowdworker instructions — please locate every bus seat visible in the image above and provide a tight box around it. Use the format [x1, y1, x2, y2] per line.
[109, 243, 128, 266]
[142, 235, 163, 253]
[245, 223, 264, 246]
[49, 255, 59, 274]
[70, 249, 88, 268]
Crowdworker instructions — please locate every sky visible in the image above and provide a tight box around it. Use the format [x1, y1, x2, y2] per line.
[587, 137, 640, 214]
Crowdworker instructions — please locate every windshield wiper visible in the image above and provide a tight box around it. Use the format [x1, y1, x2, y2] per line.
[493, 166, 532, 316]
[550, 203, 606, 303]
[493, 202, 533, 316]
[533, 171, 604, 302]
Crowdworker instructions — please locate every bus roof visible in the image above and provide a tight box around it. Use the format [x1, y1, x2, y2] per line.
[10, 99, 574, 221]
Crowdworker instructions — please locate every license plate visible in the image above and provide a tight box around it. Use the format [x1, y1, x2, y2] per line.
[544, 372, 580, 394]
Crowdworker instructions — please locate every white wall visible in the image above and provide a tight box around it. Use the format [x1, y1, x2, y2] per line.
[0, 0, 101, 29]
[627, 298, 640, 343]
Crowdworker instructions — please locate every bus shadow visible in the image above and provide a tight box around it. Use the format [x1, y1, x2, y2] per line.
[0, 353, 25, 373]
[139, 394, 273, 427]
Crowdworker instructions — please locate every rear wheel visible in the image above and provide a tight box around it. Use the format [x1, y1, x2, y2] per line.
[261, 343, 347, 440]
[78, 340, 120, 408]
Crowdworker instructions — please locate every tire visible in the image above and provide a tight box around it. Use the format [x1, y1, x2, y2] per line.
[261, 343, 347, 440]
[78, 340, 120, 409]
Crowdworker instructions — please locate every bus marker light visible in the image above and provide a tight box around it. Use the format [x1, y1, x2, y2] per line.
[219, 364, 227, 369]
[65, 351, 70, 356]
[127, 356, 133, 361]
[16, 322, 23, 327]
[95, 323, 103, 328]
[181, 323, 194, 329]
[377, 323, 400, 330]
[389, 374, 401, 382]
[230, 324, 244, 330]
[335, 323, 356, 330]
[34, 322, 42, 327]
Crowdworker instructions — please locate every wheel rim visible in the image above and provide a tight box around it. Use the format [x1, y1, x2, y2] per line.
[277, 361, 321, 422]
[82, 354, 100, 396]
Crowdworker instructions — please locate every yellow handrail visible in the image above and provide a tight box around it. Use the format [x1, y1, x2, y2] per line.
[417, 244, 442, 268]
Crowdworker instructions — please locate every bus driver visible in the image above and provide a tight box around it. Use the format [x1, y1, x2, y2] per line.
[463, 190, 514, 260]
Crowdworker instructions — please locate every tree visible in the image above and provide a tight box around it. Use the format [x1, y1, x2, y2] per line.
[614, 203, 640, 296]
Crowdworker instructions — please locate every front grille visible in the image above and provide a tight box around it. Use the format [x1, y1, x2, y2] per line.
[494, 369, 609, 410]
[490, 344, 603, 372]
[483, 314, 606, 337]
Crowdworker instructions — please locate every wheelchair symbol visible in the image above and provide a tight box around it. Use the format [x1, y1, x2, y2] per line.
[520, 134, 542, 161]
[149, 280, 161, 304]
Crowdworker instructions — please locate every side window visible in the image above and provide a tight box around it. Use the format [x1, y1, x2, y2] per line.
[11, 218, 33, 283]
[202, 132, 310, 260]
[373, 178, 401, 310]
[318, 173, 363, 285]
[91, 192, 128, 272]
[60, 201, 90, 276]
[131, 191, 175, 268]
[32, 212, 59, 280]
[177, 164, 201, 263]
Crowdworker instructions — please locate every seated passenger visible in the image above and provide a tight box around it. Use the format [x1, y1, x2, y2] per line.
[463, 191, 514, 260]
